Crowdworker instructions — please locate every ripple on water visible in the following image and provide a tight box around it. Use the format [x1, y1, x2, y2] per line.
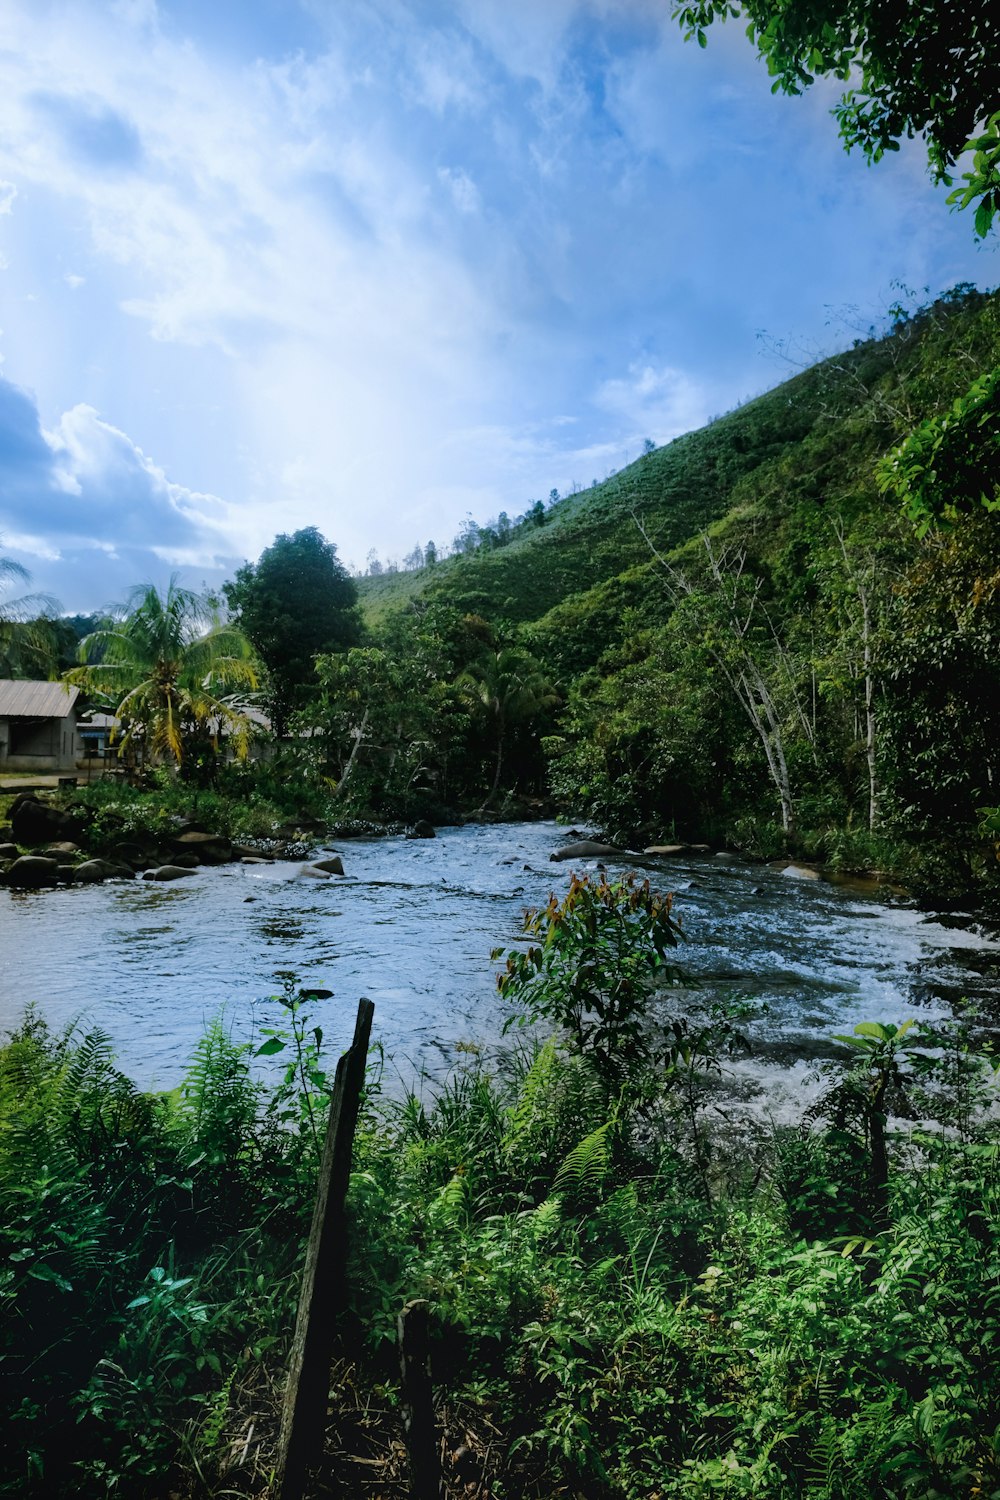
[1, 822, 998, 1093]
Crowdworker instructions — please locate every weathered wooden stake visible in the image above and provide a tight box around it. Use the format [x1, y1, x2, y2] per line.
[398, 1298, 443, 1499]
[276, 997, 375, 1500]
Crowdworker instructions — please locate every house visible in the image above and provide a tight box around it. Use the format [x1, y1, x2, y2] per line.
[0, 680, 82, 773]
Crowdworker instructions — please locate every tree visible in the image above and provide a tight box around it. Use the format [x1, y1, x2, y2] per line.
[0, 551, 60, 677]
[876, 365, 1000, 534]
[458, 625, 559, 810]
[673, 0, 1000, 232]
[223, 528, 361, 736]
[638, 520, 803, 835]
[67, 578, 257, 766]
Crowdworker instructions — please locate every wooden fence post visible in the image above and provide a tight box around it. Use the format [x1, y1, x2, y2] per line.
[398, 1298, 443, 1499]
[276, 997, 375, 1500]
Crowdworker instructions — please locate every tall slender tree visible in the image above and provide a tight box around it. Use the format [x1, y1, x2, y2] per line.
[67, 577, 257, 766]
[0, 550, 60, 677]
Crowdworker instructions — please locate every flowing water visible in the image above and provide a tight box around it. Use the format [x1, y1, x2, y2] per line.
[1, 822, 998, 1113]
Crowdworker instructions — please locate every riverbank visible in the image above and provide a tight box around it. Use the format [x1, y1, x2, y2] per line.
[3, 920, 999, 1498]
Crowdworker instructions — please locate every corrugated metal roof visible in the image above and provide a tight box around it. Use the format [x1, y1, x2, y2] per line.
[0, 680, 80, 718]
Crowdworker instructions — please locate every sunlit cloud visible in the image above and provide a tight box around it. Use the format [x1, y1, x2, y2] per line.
[0, 0, 992, 607]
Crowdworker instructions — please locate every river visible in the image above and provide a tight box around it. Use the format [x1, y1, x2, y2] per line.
[1, 821, 998, 1113]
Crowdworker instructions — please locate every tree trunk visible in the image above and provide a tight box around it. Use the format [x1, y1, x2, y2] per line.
[332, 707, 369, 798]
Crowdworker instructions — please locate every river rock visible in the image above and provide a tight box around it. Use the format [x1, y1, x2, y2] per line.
[0, 842, 18, 862]
[550, 840, 622, 862]
[241, 855, 272, 865]
[233, 843, 271, 860]
[300, 864, 331, 879]
[142, 865, 197, 881]
[45, 840, 80, 856]
[275, 817, 327, 838]
[73, 860, 109, 884]
[406, 820, 436, 840]
[312, 856, 345, 875]
[644, 844, 688, 856]
[780, 863, 822, 881]
[171, 830, 233, 864]
[5, 855, 62, 888]
[9, 795, 72, 847]
[111, 840, 153, 869]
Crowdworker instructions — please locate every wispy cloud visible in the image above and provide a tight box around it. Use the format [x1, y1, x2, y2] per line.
[0, 0, 993, 606]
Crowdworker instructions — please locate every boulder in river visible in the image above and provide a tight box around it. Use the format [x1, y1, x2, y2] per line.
[142, 865, 197, 881]
[550, 840, 622, 862]
[0, 842, 18, 862]
[5, 855, 62, 888]
[780, 863, 822, 881]
[406, 820, 436, 839]
[233, 843, 271, 860]
[73, 860, 109, 884]
[10, 795, 73, 847]
[644, 844, 689, 856]
[171, 830, 233, 864]
[111, 841, 152, 870]
[45, 840, 80, 857]
[312, 856, 345, 876]
[300, 864, 331, 879]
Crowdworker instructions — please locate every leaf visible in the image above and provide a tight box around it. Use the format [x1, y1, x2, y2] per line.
[255, 1037, 286, 1056]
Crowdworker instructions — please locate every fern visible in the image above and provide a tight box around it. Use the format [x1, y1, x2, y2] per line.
[504, 1038, 559, 1150]
[553, 1120, 612, 1201]
[802, 1413, 841, 1498]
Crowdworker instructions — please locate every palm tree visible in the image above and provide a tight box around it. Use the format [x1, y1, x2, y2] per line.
[0, 551, 60, 677]
[460, 634, 558, 809]
[66, 577, 258, 766]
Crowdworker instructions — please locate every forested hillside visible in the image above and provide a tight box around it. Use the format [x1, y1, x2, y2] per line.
[355, 285, 1000, 901]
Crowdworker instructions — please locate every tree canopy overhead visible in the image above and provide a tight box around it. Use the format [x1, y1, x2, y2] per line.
[673, 0, 1000, 233]
[222, 527, 362, 735]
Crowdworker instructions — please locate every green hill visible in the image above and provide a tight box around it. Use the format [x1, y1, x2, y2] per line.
[352, 286, 1000, 898]
[361, 286, 998, 640]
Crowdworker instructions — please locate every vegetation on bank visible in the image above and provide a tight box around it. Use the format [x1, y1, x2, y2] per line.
[2, 875, 999, 1498]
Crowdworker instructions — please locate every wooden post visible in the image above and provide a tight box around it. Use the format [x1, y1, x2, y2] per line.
[276, 997, 375, 1500]
[398, 1299, 443, 1499]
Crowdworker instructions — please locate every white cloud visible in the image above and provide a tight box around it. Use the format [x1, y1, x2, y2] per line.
[0, 0, 992, 608]
[409, 30, 485, 115]
[64, 272, 85, 289]
[595, 361, 710, 445]
[438, 165, 480, 215]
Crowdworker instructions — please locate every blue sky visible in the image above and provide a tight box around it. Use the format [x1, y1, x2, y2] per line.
[0, 0, 995, 612]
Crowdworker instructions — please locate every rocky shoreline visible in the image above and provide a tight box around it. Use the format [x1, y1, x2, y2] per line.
[0, 794, 449, 889]
[0, 792, 323, 889]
